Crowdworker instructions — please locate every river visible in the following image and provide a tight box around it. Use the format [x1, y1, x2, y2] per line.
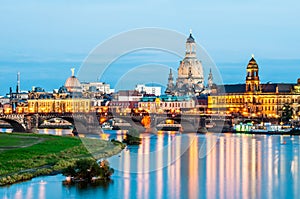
[1, 129, 300, 199]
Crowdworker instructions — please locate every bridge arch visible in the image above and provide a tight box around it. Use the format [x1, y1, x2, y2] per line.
[155, 117, 179, 126]
[38, 116, 91, 135]
[38, 114, 109, 134]
[109, 116, 145, 132]
[153, 117, 198, 132]
[38, 116, 74, 126]
[0, 119, 26, 132]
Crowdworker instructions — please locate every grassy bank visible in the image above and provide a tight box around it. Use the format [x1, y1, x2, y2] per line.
[0, 133, 124, 186]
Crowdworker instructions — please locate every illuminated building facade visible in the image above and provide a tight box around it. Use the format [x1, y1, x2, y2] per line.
[208, 55, 300, 119]
[109, 101, 139, 115]
[5, 69, 114, 114]
[25, 70, 91, 114]
[138, 95, 195, 113]
[27, 98, 91, 113]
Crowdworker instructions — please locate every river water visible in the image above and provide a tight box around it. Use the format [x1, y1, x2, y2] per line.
[1, 129, 300, 199]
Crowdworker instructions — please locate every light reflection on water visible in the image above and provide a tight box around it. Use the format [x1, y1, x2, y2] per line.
[38, 128, 73, 136]
[1, 130, 300, 199]
[0, 128, 12, 133]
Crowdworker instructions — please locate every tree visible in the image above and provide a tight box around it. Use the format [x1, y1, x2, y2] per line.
[62, 158, 114, 184]
[99, 160, 114, 180]
[281, 103, 293, 124]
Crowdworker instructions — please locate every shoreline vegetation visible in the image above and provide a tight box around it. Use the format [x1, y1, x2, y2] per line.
[122, 128, 142, 145]
[0, 133, 125, 186]
[62, 158, 114, 187]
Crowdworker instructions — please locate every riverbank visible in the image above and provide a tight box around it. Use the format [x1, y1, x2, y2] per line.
[0, 133, 124, 186]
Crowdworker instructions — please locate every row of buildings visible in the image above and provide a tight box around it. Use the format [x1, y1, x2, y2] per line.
[0, 31, 299, 123]
[209, 56, 300, 119]
[0, 68, 163, 115]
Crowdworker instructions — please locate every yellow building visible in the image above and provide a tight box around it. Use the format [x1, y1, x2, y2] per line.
[138, 95, 195, 114]
[208, 56, 300, 119]
[27, 98, 91, 114]
[26, 70, 91, 114]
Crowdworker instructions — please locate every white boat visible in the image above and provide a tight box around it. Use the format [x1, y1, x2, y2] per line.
[101, 122, 113, 130]
[233, 123, 253, 133]
[250, 123, 292, 134]
[233, 122, 293, 134]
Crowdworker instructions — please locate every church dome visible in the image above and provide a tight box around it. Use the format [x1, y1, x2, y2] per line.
[64, 68, 82, 92]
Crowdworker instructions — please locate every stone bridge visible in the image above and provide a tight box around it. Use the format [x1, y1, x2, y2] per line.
[100, 113, 232, 132]
[0, 113, 232, 134]
[0, 113, 101, 134]
[0, 114, 28, 132]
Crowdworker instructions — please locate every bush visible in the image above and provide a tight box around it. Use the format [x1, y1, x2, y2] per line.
[62, 158, 114, 184]
[122, 129, 142, 145]
[111, 139, 126, 149]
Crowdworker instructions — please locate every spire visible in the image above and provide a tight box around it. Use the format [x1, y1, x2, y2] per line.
[16, 72, 20, 94]
[169, 68, 173, 78]
[168, 68, 174, 82]
[208, 68, 213, 88]
[165, 68, 174, 94]
[208, 68, 213, 80]
[249, 54, 256, 62]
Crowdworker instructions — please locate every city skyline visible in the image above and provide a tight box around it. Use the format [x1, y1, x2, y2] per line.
[0, 0, 299, 94]
[0, 54, 299, 96]
[1, 2, 300, 198]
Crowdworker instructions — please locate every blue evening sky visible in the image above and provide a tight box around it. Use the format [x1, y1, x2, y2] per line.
[0, 0, 299, 95]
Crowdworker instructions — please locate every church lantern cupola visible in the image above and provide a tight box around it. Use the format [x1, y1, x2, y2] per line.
[245, 55, 260, 92]
[185, 30, 196, 57]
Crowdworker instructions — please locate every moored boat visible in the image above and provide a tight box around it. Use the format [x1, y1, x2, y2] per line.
[233, 122, 300, 135]
[101, 122, 113, 130]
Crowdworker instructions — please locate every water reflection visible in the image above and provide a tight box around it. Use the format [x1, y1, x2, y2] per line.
[188, 135, 198, 199]
[109, 132, 196, 174]
[0, 128, 12, 133]
[203, 134, 300, 199]
[39, 128, 73, 136]
[1, 132, 300, 199]
[156, 134, 163, 199]
[38, 180, 46, 199]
